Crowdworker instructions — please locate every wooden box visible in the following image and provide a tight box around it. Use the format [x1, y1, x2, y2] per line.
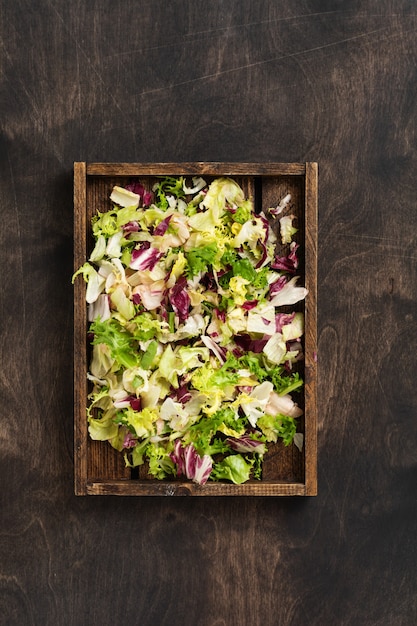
[74, 162, 318, 496]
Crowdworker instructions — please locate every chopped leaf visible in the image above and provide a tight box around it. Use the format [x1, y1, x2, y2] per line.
[110, 185, 140, 208]
[279, 214, 298, 244]
[90, 318, 139, 369]
[185, 243, 218, 277]
[140, 340, 158, 370]
[257, 414, 297, 445]
[211, 454, 253, 484]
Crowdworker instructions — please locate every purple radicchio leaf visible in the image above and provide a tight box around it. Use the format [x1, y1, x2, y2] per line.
[269, 275, 288, 296]
[130, 243, 162, 271]
[255, 215, 270, 268]
[255, 240, 268, 269]
[202, 272, 217, 291]
[123, 432, 138, 449]
[234, 334, 268, 353]
[275, 312, 295, 333]
[271, 242, 299, 274]
[170, 441, 212, 485]
[169, 277, 190, 321]
[242, 300, 259, 311]
[170, 440, 186, 476]
[143, 191, 153, 206]
[129, 396, 142, 411]
[184, 444, 212, 485]
[169, 380, 192, 405]
[123, 221, 140, 233]
[226, 435, 266, 455]
[215, 308, 226, 322]
[126, 181, 145, 197]
[268, 193, 292, 217]
[201, 335, 227, 363]
[125, 182, 152, 206]
[153, 215, 172, 236]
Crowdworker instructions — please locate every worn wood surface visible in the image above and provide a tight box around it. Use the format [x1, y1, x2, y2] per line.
[1, 1, 417, 624]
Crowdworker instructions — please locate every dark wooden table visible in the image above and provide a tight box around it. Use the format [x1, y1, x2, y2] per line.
[1, 2, 416, 624]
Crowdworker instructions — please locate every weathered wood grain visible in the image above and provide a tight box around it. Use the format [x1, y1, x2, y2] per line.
[86, 480, 307, 497]
[86, 162, 307, 176]
[73, 161, 88, 495]
[2, 0, 417, 624]
[304, 162, 318, 495]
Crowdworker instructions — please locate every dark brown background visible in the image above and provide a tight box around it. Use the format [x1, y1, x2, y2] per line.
[1, 1, 416, 625]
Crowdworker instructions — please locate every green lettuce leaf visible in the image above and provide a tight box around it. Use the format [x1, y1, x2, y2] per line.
[257, 413, 297, 445]
[211, 454, 253, 484]
[130, 313, 165, 341]
[231, 258, 257, 282]
[158, 344, 182, 388]
[90, 318, 139, 369]
[122, 406, 159, 438]
[146, 442, 176, 479]
[238, 352, 268, 382]
[154, 177, 185, 209]
[202, 178, 245, 213]
[124, 438, 149, 468]
[233, 200, 253, 224]
[92, 210, 119, 238]
[88, 414, 119, 442]
[140, 340, 158, 370]
[269, 367, 304, 395]
[185, 243, 218, 277]
[110, 285, 135, 320]
[190, 362, 239, 394]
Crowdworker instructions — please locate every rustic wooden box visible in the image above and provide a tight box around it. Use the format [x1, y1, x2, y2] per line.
[74, 162, 318, 496]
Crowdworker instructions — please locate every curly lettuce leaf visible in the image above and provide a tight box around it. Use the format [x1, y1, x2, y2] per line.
[72, 262, 105, 304]
[269, 367, 304, 395]
[233, 200, 253, 224]
[202, 178, 245, 213]
[257, 413, 297, 445]
[185, 243, 218, 277]
[146, 442, 176, 479]
[90, 318, 139, 369]
[130, 313, 165, 341]
[231, 258, 257, 282]
[190, 362, 239, 394]
[119, 406, 159, 438]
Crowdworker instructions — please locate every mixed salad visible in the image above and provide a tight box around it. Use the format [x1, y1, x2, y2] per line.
[73, 175, 307, 485]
